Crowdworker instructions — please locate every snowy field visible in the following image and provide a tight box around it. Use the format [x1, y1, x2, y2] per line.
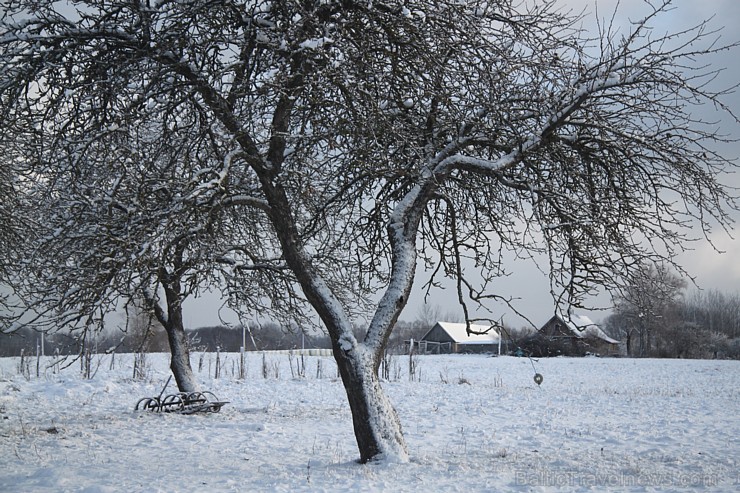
[0, 352, 738, 492]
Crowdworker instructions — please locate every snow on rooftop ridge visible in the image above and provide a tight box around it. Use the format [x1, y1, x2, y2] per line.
[434, 321, 500, 344]
[561, 313, 619, 344]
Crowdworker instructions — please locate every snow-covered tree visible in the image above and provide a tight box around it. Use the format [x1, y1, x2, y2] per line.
[0, 8, 300, 390]
[4, 102, 293, 391]
[1, 0, 737, 462]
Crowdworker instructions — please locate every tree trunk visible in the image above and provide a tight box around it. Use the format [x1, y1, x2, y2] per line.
[147, 277, 199, 394]
[638, 324, 647, 357]
[256, 155, 417, 463]
[165, 320, 198, 393]
[163, 285, 198, 393]
[333, 343, 408, 463]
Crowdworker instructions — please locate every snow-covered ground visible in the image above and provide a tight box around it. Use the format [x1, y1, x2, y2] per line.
[1, 352, 737, 492]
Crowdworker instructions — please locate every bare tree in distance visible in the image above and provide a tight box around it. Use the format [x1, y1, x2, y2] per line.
[689, 290, 740, 339]
[1, 0, 738, 462]
[125, 299, 169, 354]
[611, 263, 687, 356]
[416, 304, 444, 330]
[607, 283, 740, 359]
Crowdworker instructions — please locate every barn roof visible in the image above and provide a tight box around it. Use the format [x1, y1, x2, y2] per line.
[424, 322, 501, 345]
[553, 313, 619, 344]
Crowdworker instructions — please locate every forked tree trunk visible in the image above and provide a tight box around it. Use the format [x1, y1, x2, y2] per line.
[333, 342, 408, 463]
[258, 154, 416, 463]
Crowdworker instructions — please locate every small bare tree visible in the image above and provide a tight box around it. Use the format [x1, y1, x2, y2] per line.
[126, 300, 168, 353]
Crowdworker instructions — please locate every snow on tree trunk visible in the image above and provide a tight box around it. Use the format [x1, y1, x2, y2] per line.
[155, 282, 199, 394]
[333, 342, 408, 463]
[165, 322, 198, 394]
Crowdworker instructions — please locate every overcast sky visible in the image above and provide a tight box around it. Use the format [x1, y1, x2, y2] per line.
[184, 0, 740, 331]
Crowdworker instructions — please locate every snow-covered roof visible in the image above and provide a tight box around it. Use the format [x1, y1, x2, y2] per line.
[429, 322, 500, 345]
[558, 313, 619, 344]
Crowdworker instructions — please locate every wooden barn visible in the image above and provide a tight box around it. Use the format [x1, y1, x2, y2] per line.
[412, 321, 501, 354]
[538, 314, 619, 356]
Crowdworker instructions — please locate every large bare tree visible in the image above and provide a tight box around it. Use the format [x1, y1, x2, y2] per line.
[1, 0, 737, 462]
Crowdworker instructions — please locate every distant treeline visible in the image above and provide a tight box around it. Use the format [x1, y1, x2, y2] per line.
[0, 324, 333, 357]
[0, 327, 79, 357]
[188, 324, 332, 352]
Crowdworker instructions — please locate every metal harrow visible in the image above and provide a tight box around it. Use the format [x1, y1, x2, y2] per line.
[135, 377, 228, 414]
